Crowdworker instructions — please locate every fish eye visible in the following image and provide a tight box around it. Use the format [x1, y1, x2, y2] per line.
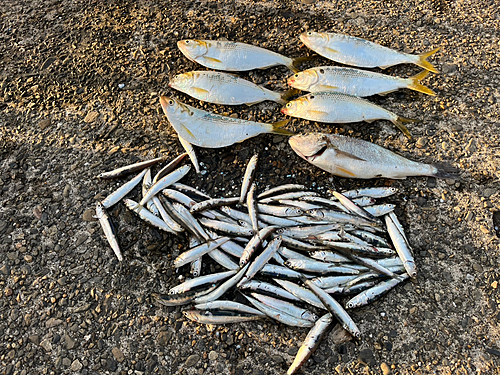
[185, 40, 190, 44]
[319, 69, 325, 74]
[294, 74, 299, 78]
[310, 95, 315, 99]
[168, 100, 174, 105]
[307, 31, 312, 36]
[286, 103, 292, 108]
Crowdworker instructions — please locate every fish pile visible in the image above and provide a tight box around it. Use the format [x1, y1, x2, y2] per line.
[162, 32, 446, 179]
[95, 154, 416, 374]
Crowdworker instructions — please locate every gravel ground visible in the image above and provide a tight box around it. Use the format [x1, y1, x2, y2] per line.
[1, 0, 499, 374]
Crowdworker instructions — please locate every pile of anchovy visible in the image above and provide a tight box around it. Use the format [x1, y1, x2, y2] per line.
[95, 153, 414, 375]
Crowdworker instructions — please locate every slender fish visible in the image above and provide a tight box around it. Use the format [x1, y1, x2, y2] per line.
[95, 202, 123, 261]
[101, 169, 147, 209]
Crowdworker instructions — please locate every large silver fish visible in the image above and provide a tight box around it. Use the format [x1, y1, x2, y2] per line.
[281, 91, 414, 138]
[177, 39, 300, 72]
[300, 32, 439, 72]
[289, 133, 458, 179]
[169, 70, 292, 105]
[287, 67, 435, 97]
[160, 96, 293, 148]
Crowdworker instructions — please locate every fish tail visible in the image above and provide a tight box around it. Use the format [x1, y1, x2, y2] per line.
[393, 116, 418, 139]
[278, 88, 301, 105]
[407, 70, 436, 96]
[271, 119, 294, 136]
[417, 47, 440, 73]
[431, 163, 460, 179]
[290, 56, 315, 73]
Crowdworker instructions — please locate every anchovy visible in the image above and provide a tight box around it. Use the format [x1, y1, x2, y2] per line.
[194, 300, 266, 317]
[342, 187, 398, 199]
[240, 226, 279, 267]
[123, 199, 177, 233]
[174, 237, 230, 268]
[250, 292, 318, 322]
[194, 264, 250, 304]
[152, 284, 217, 306]
[277, 224, 339, 239]
[152, 153, 189, 183]
[302, 277, 361, 338]
[238, 280, 301, 302]
[190, 257, 202, 277]
[259, 191, 318, 204]
[172, 202, 210, 241]
[351, 230, 390, 248]
[207, 248, 239, 270]
[199, 217, 254, 237]
[168, 270, 237, 295]
[95, 202, 123, 261]
[331, 191, 377, 222]
[237, 236, 282, 287]
[242, 294, 314, 328]
[171, 183, 211, 199]
[259, 264, 308, 280]
[287, 313, 333, 375]
[273, 279, 325, 309]
[310, 275, 358, 289]
[140, 165, 191, 206]
[101, 169, 147, 209]
[240, 154, 259, 203]
[277, 199, 322, 211]
[183, 310, 262, 324]
[190, 197, 240, 213]
[97, 155, 167, 179]
[385, 215, 416, 278]
[143, 169, 159, 216]
[279, 246, 312, 261]
[247, 182, 259, 234]
[345, 273, 410, 309]
[257, 184, 307, 199]
[285, 259, 360, 275]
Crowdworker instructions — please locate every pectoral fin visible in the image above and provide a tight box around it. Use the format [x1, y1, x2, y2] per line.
[192, 87, 210, 96]
[335, 149, 366, 161]
[307, 110, 330, 117]
[325, 47, 339, 54]
[336, 166, 357, 177]
[180, 124, 196, 140]
[201, 56, 223, 64]
[316, 85, 338, 91]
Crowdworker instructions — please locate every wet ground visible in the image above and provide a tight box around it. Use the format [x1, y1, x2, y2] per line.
[0, 0, 499, 374]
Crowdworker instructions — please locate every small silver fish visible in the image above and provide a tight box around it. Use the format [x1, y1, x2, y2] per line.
[289, 133, 458, 179]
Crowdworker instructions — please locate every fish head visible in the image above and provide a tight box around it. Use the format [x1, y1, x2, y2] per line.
[300, 31, 328, 48]
[160, 96, 192, 121]
[177, 39, 209, 59]
[169, 72, 195, 90]
[287, 69, 319, 90]
[289, 133, 330, 161]
[94, 202, 105, 219]
[281, 96, 309, 116]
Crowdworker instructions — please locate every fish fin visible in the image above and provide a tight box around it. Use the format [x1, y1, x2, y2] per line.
[377, 89, 398, 96]
[307, 110, 330, 117]
[417, 47, 440, 73]
[278, 88, 301, 104]
[392, 116, 418, 139]
[271, 119, 294, 136]
[336, 166, 357, 177]
[192, 87, 210, 96]
[180, 124, 197, 140]
[335, 149, 366, 161]
[202, 56, 223, 64]
[244, 100, 264, 107]
[407, 70, 436, 96]
[431, 163, 460, 179]
[178, 136, 201, 173]
[316, 84, 339, 91]
[290, 56, 315, 72]
[325, 47, 339, 54]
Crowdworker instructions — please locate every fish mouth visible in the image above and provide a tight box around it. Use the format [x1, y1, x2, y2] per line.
[280, 108, 287, 115]
[287, 77, 295, 86]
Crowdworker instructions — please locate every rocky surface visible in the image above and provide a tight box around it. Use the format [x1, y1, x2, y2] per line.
[0, 0, 499, 374]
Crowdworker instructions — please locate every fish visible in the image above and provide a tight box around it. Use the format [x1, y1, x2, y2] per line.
[299, 31, 439, 73]
[177, 39, 301, 72]
[169, 71, 295, 105]
[287, 67, 436, 97]
[94, 202, 123, 261]
[281, 91, 414, 138]
[160, 96, 293, 148]
[289, 133, 459, 179]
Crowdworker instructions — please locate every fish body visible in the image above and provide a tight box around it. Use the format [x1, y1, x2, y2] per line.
[299, 32, 439, 72]
[160, 96, 292, 148]
[289, 133, 455, 179]
[288, 67, 435, 96]
[95, 202, 123, 261]
[281, 91, 413, 137]
[169, 71, 284, 105]
[177, 39, 296, 71]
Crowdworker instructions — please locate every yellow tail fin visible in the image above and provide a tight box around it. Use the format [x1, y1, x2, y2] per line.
[417, 47, 440, 73]
[271, 119, 294, 136]
[393, 117, 419, 139]
[407, 70, 436, 96]
[289, 56, 316, 73]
